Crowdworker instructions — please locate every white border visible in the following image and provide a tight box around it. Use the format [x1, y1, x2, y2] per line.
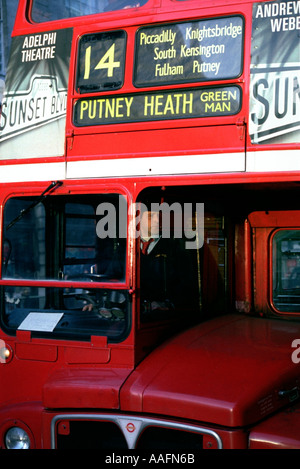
[0, 162, 66, 183]
[246, 149, 300, 172]
[66, 152, 245, 179]
[0, 149, 300, 183]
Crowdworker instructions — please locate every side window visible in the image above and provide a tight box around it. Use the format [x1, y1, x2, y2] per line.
[138, 196, 228, 323]
[250, 1, 300, 144]
[1, 193, 129, 342]
[272, 230, 300, 312]
[139, 206, 196, 321]
[2, 200, 46, 280]
[202, 214, 227, 313]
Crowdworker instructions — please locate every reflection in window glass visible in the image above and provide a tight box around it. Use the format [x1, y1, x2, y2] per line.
[138, 195, 227, 323]
[2, 202, 46, 280]
[1, 194, 129, 342]
[2, 194, 126, 282]
[273, 230, 300, 312]
[2, 285, 130, 341]
[31, 0, 147, 22]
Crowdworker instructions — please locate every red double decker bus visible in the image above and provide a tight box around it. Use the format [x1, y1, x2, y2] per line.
[0, 0, 300, 450]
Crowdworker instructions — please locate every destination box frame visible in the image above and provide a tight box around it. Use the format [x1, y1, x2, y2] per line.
[73, 84, 242, 127]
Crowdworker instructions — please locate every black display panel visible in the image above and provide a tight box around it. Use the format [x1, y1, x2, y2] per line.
[76, 31, 126, 93]
[74, 85, 241, 126]
[134, 16, 244, 87]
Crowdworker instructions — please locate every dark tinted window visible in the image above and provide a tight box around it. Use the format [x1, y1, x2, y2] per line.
[31, 0, 147, 22]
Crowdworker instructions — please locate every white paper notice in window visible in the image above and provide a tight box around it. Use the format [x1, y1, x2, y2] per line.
[18, 312, 64, 332]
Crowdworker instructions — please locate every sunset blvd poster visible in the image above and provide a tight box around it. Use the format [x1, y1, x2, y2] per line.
[0, 28, 73, 159]
[250, 0, 300, 144]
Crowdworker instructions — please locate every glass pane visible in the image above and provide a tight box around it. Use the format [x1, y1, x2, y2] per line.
[1, 192, 129, 341]
[31, 0, 147, 22]
[138, 196, 227, 323]
[1, 194, 130, 341]
[134, 16, 244, 87]
[2, 285, 129, 341]
[2, 202, 46, 280]
[2, 194, 127, 282]
[273, 230, 300, 312]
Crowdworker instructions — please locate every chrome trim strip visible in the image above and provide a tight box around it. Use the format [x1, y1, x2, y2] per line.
[50, 413, 223, 449]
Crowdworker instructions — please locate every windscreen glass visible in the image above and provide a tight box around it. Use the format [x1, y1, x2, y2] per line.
[1, 193, 129, 342]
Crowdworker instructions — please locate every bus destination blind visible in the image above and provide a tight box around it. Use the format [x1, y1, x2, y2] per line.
[74, 85, 241, 126]
[134, 16, 244, 86]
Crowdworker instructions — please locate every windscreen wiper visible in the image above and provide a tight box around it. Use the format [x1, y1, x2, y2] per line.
[6, 180, 63, 230]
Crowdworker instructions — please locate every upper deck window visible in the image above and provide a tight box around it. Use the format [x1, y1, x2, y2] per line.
[31, 0, 147, 22]
[272, 230, 300, 313]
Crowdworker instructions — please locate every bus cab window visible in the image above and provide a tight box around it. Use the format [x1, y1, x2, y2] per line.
[273, 230, 300, 313]
[139, 207, 190, 319]
[1, 193, 129, 342]
[138, 199, 228, 324]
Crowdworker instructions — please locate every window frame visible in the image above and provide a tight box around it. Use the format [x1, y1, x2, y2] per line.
[0, 184, 132, 342]
[271, 228, 300, 316]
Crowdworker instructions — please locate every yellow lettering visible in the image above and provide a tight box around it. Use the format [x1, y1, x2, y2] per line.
[223, 102, 231, 112]
[144, 95, 155, 116]
[173, 94, 182, 114]
[205, 102, 231, 113]
[115, 98, 124, 118]
[205, 103, 214, 112]
[97, 99, 105, 118]
[88, 100, 97, 119]
[95, 43, 120, 78]
[125, 97, 133, 117]
[80, 100, 88, 120]
[227, 90, 237, 101]
[183, 93, 193, 114]
[105, 99, 115, 118]
[164, 94, 174, 115]
[155, 95, 164, 115]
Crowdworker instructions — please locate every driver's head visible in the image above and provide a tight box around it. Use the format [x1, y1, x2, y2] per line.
[140, 209, 160, 239]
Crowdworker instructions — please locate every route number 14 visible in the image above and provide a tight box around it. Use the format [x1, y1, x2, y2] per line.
[84, 43, 121, 79]
[77, 31, 125, 92]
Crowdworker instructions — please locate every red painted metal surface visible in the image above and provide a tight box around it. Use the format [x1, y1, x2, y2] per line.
[249, 402, 300, 449]
[43, 368, 133, 409]
[121, 314, 300, 427]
